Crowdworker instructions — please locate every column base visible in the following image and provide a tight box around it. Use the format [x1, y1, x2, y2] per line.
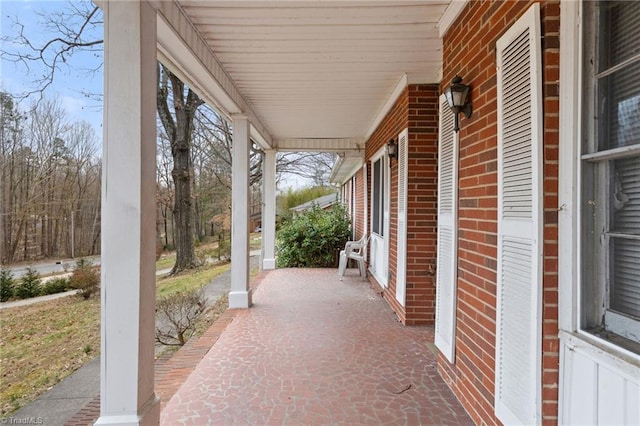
[262, 258, 276, 270]
[95, 394, 159, 426]
[229, 289, 253, 308]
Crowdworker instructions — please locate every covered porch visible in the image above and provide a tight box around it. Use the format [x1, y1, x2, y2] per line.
[98, 0, 462, 423]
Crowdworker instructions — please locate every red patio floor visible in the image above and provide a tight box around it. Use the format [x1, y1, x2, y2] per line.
[161, 268, 473, 425]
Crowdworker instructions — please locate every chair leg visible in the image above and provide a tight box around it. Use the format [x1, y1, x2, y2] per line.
[357, 259, 366, 281]
[338, 251, 347, 280]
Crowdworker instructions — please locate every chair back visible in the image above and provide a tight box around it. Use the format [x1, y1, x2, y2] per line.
[360, 234, 370, 261]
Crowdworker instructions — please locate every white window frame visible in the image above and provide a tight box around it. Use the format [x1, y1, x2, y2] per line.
[558, 1, 640, 359]
[369, 149, 390, 286]
[371, 152, 386, 237]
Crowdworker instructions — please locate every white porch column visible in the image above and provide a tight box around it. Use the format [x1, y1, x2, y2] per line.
[261, 150, 277, 270]
[96, 1, 159, 425]
[229, 114, 252, 308]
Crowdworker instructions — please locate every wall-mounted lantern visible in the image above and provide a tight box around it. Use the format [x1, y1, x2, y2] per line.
[444, 75, 472, 132]
[386, 138, 398, 164]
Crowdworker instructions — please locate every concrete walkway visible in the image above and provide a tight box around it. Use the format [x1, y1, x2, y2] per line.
[4, 252, 259, 426]
[0, 288, 79, 310]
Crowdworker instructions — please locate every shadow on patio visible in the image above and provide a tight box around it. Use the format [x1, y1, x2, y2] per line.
[160, 268, 472, 425]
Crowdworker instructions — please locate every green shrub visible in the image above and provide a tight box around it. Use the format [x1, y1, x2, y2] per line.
[0, 268, 15, 302]
[15, 267, 41, 299]
[69, 258, 100, 299]
[40, 277, 70, 295]
[276, 203, 352, 268]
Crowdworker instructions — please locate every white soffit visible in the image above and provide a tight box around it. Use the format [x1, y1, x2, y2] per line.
[176, 1, 449, 146]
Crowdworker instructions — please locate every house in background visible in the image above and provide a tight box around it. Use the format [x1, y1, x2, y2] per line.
[97, 1, 638, 424]
[289, 193, 339, 215]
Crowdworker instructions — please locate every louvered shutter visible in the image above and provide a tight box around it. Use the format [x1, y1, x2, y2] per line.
[396, 129, 408, 306]
[495, 4, 543, 425]
[434, 94, 458, 363]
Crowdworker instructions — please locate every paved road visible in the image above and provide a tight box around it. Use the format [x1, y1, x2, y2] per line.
[4, 257, 101, 278]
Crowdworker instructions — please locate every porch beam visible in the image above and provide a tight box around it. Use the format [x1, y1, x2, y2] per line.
[261, 150, 277, 270]
[229, 114, 252, 308]
[329, 151, 364, 185]
[275, 138, 365, 152]
[96, 1, 159, 425]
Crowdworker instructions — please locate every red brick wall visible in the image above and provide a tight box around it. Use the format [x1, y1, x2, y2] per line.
[540, 3, 560, 422]
[436, 1, 560, 425]
[363, 84, 439, 326]
[404, 84, 439, 325]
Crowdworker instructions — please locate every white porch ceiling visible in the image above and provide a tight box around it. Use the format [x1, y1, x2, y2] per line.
[175, 1, 451, 149]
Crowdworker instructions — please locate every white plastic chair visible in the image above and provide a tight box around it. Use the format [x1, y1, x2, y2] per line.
[338, 234, 369, 281]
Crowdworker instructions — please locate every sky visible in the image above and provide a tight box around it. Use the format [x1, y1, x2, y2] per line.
[0, 0, 104, 139]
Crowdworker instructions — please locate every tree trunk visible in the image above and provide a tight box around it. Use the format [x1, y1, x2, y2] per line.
[157, 64, 203, 274]
[171, 137, 196, 271]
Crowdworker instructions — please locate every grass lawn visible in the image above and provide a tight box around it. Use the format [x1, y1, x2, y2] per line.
[156, 262, 230, 298]
[155, 255, 176, 271]
[0, 297, 100, 415]
[0, 260, 232, 416]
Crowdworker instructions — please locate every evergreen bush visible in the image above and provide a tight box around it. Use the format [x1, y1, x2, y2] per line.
[276, 203, 351, 268]
[0, 268, 15, 302]
[15, 267, 41, 299]
[40, 277, 71, 295]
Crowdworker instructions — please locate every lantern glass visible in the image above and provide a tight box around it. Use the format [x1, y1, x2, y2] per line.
[452, 85, 469, 107]
[445, 89, 454, 109]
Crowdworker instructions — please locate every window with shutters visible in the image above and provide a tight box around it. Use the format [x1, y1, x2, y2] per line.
[582, 1, 640, 352]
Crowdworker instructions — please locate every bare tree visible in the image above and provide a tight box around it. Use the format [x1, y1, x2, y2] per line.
[1, 1, 103, 102]
[0, 93, 101, 263]
[2, 2, 204, 272]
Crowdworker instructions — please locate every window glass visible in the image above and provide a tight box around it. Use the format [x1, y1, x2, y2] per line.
[372, 157, 384, 236]
[582, 0, 640, 351]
